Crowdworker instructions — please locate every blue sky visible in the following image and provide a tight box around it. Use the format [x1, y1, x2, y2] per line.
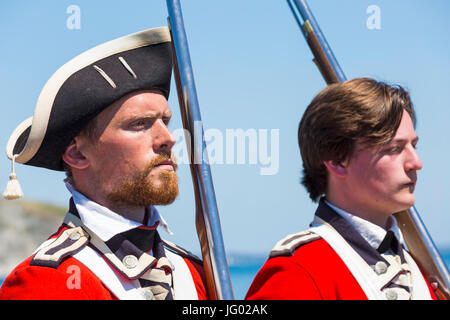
[0, 1, 449, 257]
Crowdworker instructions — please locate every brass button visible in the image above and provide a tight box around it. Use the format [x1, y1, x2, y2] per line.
[375, 261, 388, 275]
[123, 255, 138, 269]
[385, 289, 398, 300]
[69, 231, 81, 241]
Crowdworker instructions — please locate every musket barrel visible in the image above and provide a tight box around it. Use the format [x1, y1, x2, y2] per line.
[166, 0, 234, 300]
[288, 0, 346, 82]
[302, 21, 340, 84]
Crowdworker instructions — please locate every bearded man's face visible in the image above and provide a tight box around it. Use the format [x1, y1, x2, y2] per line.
[73, 90, 179, 208]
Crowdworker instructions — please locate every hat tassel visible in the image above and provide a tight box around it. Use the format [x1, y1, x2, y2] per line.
[3, 155, 23, 200]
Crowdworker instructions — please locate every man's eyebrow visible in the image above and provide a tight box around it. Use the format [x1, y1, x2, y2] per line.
[126, 109, 172, 121]
[389, 136, 419, 144]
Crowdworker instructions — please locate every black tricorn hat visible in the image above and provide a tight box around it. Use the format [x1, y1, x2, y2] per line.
[6, 27, 173, 172]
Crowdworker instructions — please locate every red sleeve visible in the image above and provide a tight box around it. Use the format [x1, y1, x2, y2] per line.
[183, 258, 208, 300]
[245, 256, 323, 300]
[0, 256, 115, 300]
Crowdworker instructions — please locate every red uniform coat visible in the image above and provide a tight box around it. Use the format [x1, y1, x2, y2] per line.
[0, 201, 208, 300]
[246, 200, 438, 300]
[246, 238, 368, 300]
[0, 255, 207, 300]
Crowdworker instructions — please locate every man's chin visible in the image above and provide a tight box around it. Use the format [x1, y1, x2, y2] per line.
[107, 171, 179, 207]
[150, 185, 179, 206]
[392, 194, 415, 213]
[143, 177, 179, 206]
[152, 195, 178, 206]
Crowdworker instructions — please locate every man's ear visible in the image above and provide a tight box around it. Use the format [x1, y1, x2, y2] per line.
[323, 159, 348, 178]
[62, 138, 90, 169]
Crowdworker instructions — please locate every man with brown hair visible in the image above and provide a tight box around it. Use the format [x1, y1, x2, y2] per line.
[0, 27, 207, 300]
[246, 78, 437, 300]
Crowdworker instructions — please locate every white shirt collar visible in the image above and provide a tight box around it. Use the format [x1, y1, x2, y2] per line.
[65, 182, 173, 241]
[324, 200, 405, 250]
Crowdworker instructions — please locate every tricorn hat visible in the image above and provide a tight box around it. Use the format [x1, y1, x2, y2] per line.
[4, 26, 173, 199]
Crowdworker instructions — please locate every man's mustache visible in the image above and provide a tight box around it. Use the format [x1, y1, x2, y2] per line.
[143, 152, 178, 175]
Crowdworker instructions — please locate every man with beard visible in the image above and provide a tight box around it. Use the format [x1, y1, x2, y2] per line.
[0, 27, 207, 300]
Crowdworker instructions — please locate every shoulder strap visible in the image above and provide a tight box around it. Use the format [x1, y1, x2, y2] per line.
[30, 226, 89, 268]
[270, 230, 321, 258]
[161, 238, 202, 265]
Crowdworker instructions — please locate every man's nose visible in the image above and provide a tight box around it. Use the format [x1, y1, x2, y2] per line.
[153, 119, 176, 151]
[405, 145, 423, 171]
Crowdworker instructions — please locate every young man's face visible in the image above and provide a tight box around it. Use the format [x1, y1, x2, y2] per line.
[78, 90, 179, 207]
[345, 110, 422, 217]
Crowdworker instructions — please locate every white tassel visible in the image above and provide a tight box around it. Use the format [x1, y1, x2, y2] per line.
[3, 155, 23, 200]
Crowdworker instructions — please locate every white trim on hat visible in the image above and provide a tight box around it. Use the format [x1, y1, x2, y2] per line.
[6, 116, 33, 159]
[8, 26, 171, 164]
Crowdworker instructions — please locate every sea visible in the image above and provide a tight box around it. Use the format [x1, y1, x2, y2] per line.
[1, 252, 449, 299]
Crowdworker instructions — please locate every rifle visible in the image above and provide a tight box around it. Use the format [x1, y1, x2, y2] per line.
[166, 0, 234, 300]
[287, 0, 450, 299]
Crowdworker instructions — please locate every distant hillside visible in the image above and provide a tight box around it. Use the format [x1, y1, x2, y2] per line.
[0, 199, 66, 276]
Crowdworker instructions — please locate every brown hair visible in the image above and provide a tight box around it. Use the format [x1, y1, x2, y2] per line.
[298, 77, 416, 202]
